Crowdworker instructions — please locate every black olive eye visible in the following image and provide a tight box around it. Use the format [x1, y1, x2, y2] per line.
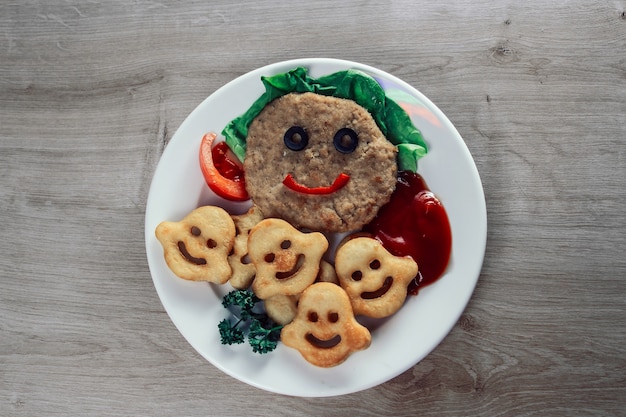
[284, 126, 309, 151]
[333, 128, 358, 154]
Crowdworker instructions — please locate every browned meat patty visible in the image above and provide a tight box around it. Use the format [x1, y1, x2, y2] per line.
[243, 92, 397, 232]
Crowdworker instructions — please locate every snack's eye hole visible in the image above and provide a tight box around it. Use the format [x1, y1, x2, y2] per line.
[333, 128, 358, 154]
[369, 259, 381, 270]
[191, 226, 201, 236]
[328, 312, 339, 323]
[207, 239, 217, 248]
[351, 271, 363, 281]
[284, 126, 309, 151]
[308, 311, 319, 322]
[280, 240, 291, 250]
[265, 253, 276, 263]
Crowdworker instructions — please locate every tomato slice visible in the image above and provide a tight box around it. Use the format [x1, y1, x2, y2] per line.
[199, 132, 249, 201]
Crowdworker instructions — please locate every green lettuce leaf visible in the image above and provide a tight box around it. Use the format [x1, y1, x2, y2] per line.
[221, 67, 427, 171]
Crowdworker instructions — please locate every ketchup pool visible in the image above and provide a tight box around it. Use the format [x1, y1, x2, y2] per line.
[364, 171, 452, 295]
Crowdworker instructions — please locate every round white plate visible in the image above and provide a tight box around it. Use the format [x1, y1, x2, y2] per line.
[145, 58, 487, 397]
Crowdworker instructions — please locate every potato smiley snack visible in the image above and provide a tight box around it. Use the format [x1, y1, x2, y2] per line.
[248, 218, 328, 300]
[335, 237, 418, 318]
[281, 282, 371, 368]
[155, 206, 235, 283]
[227, 205, 264, 289]
[263, 294, 299, 326]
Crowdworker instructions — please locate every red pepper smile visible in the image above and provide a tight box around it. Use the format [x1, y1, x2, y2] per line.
[282, 173, 350, 195]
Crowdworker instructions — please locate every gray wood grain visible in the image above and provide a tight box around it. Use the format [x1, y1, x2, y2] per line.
[1, 0, 625, 415]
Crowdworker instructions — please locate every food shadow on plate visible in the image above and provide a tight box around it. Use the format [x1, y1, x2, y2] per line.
[356, 314, 393, 333]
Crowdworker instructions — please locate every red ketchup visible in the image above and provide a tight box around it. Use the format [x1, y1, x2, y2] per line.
[364, 171, 452, 295]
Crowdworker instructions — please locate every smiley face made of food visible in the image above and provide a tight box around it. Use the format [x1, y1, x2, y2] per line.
[248, 218, 329, 300]
[155, 206, 236, 283]
[243, 92, 398, 233]
[335, 237, 418, 318]
[281, 282, 371, 368]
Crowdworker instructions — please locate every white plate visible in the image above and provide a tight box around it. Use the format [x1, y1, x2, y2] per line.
[144, 58, 487, 397]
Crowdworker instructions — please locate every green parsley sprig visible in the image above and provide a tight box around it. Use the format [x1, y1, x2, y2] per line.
[218, 289, 283, 354]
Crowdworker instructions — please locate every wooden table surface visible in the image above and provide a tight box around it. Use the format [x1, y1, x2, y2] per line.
[2, 1, 625, 415]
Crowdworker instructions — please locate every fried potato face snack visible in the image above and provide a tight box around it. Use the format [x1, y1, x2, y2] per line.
[155, 206, 235, 283]
[228, 206, 264, 289]
[264, 294, 299, 326]
[335, 237, 418, 318]
[281, 282, 371, 367]
[317, 259, 338, 284]
[264, 260, 339, 325]
[248, 218, 328, 299]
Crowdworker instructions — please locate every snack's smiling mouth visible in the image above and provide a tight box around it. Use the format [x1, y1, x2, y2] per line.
[177, 241, 207, 265]
[360, 276, 394, 300]
[283, 173, 350, 195]
[275, 254, 305, 280]
[305, 333, 342, 349]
